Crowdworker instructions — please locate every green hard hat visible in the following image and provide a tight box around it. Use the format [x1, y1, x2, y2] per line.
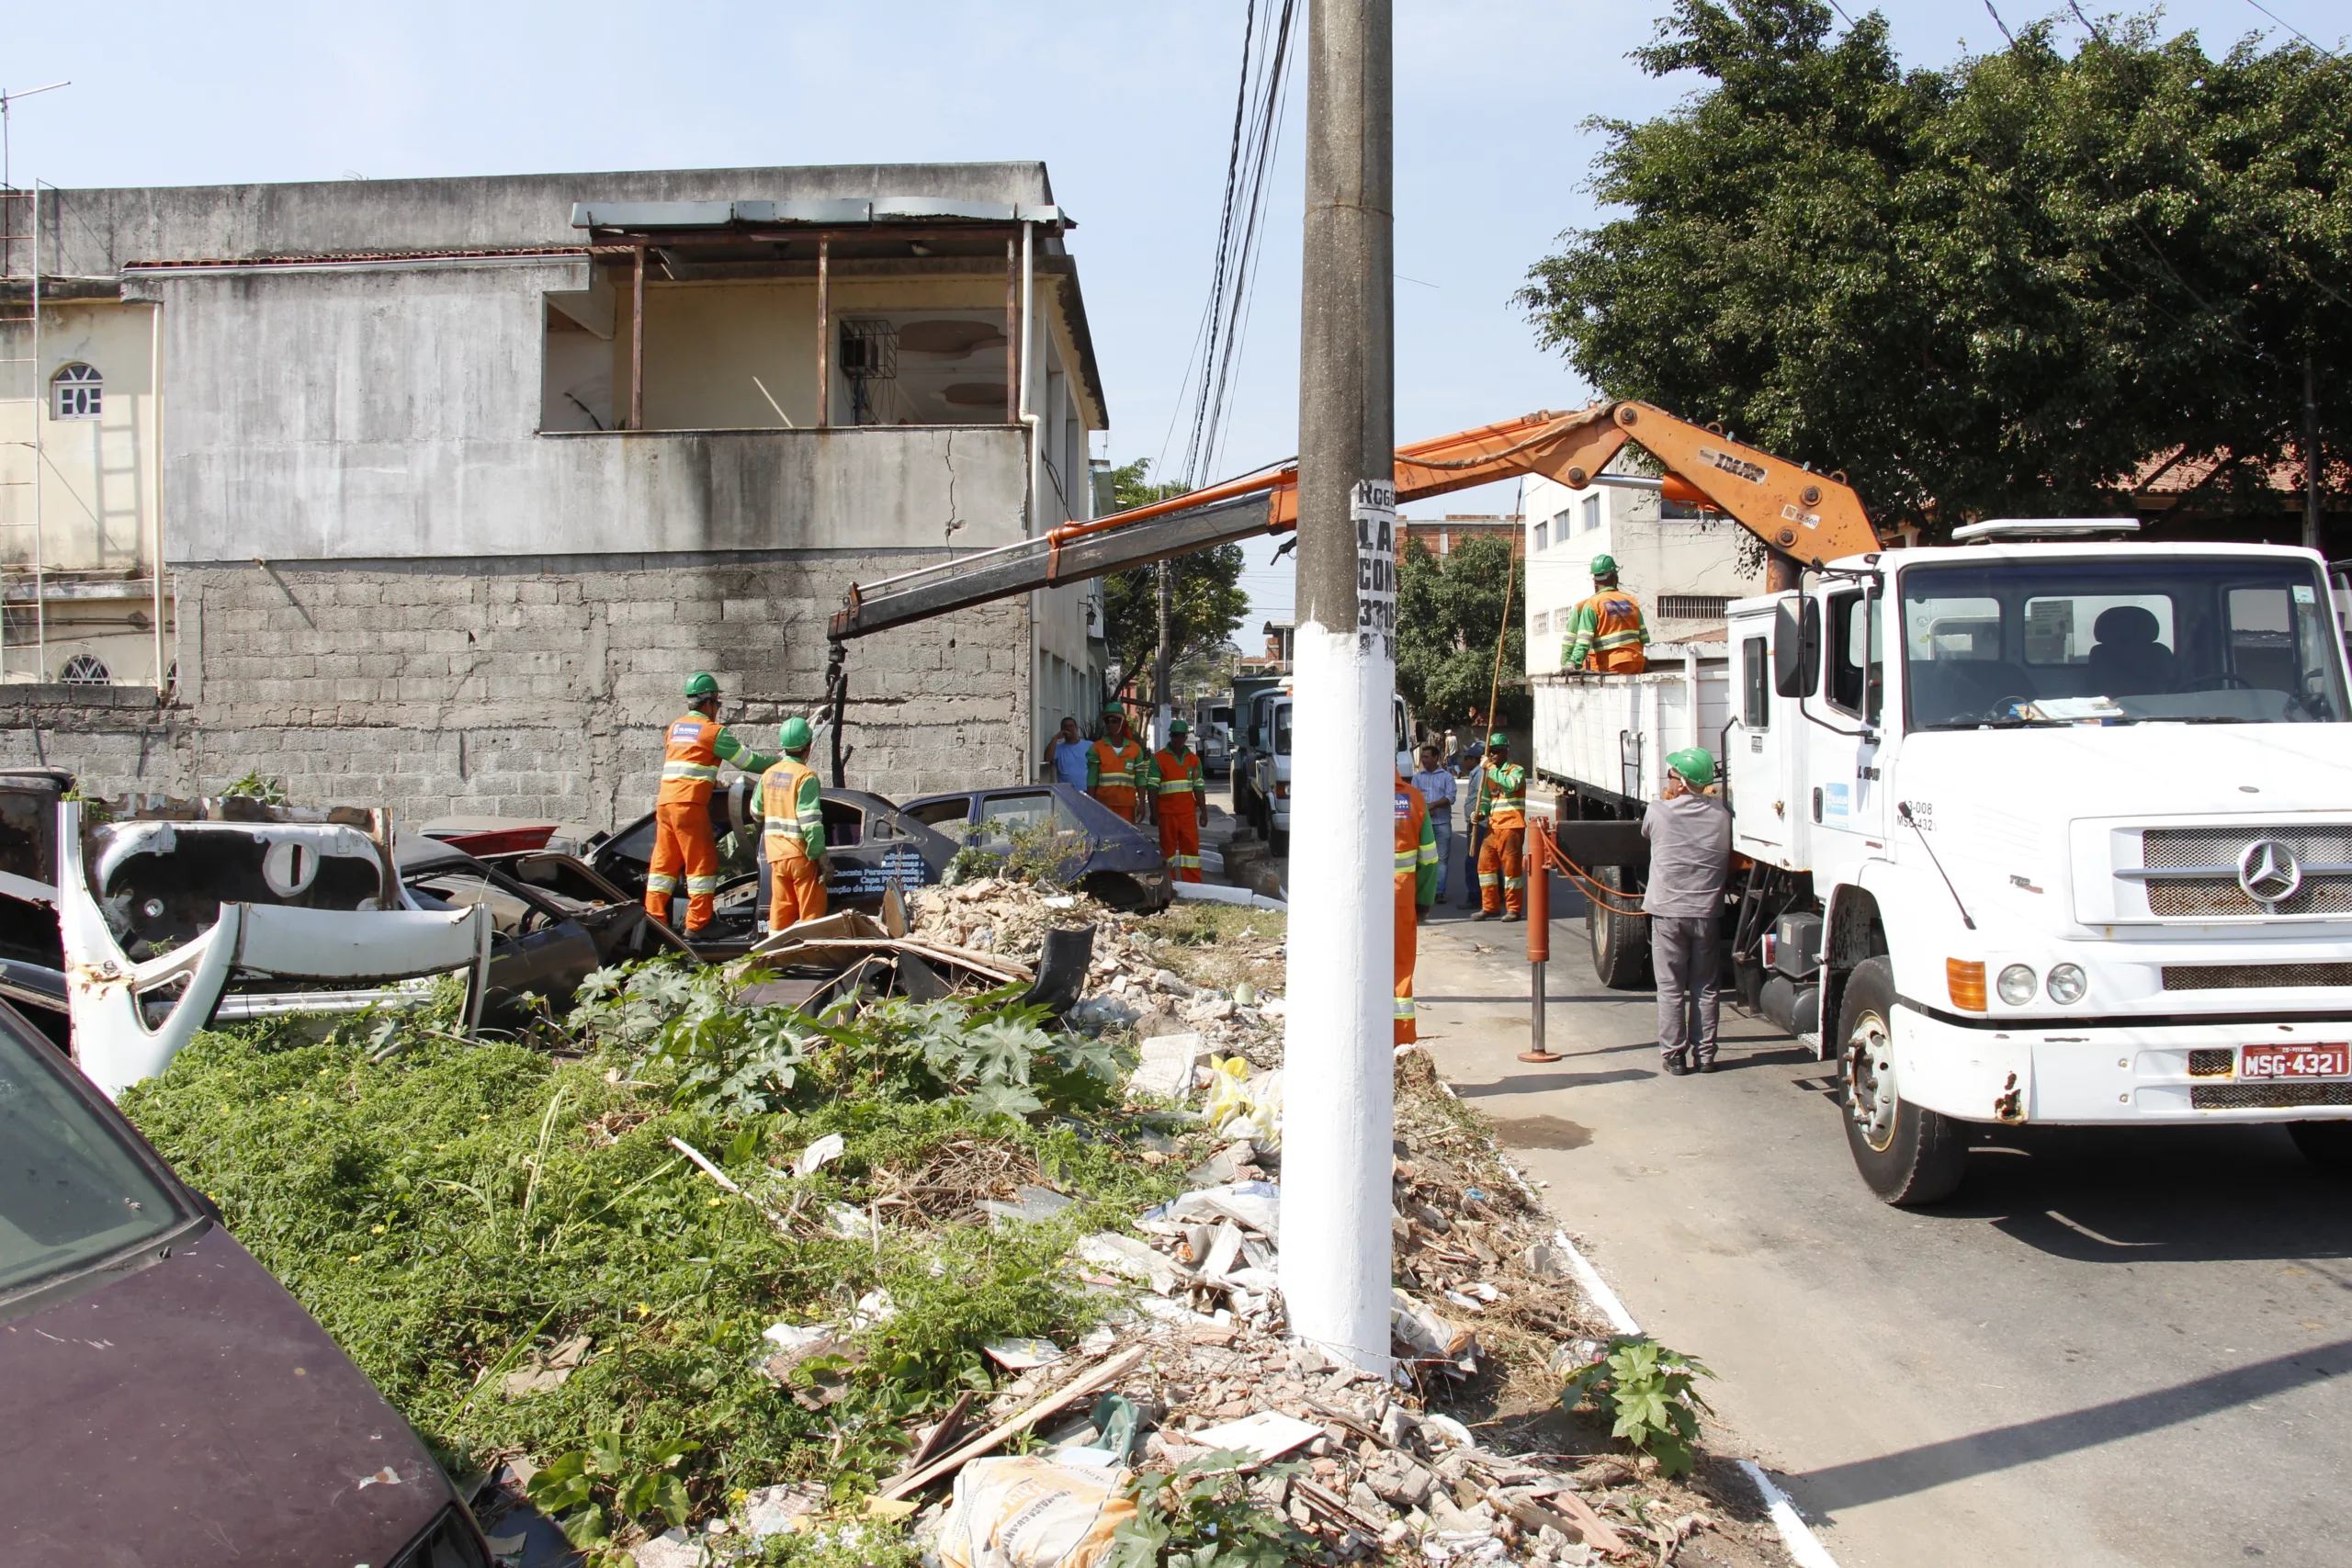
[1589, 553, 1619, 577]
[1667, 747, 1716, 787]
[684, 671, 719, 699]
[1170, 718, 1190, 735]
[1487, 731, 1510, 747]
[1103, 704, 1125, 718]
[779, 716, 814, 751]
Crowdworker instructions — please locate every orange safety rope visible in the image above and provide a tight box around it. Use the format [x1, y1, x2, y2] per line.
[1532, 826, 1649, 919]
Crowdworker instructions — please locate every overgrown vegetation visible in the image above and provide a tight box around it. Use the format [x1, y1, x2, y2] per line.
[1562, 1335, 1716, 1478]
[119, 960, 1169, 1551]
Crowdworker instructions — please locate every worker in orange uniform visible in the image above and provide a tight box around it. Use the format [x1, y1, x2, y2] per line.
[1561, 553, 1649, 673]
[761, 716, 830, 934]
[1086, 705, 1153, 825]
[1394, 769, 1441, 1043]
[1152, 718, 1204, 883]
[646, 671, 780, 936]
[1472, 731, 1529, 922]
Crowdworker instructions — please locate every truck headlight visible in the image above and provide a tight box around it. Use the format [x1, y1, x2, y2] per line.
[2045, 963, 2087, 1004]
[1996, 964, 2037, 1006]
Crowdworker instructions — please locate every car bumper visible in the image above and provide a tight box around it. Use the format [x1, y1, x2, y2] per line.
[1894, 1003, 2352, 1125]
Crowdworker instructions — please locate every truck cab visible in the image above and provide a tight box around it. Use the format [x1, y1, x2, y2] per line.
[1726, 534, 2352, 1201]
[1245, 691, 1416, 858]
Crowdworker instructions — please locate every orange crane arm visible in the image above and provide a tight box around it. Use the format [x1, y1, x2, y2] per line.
[829, 401, 1876, 642]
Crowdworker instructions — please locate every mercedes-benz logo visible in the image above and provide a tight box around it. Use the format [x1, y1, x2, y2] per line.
[2238, 839, 2303, 905]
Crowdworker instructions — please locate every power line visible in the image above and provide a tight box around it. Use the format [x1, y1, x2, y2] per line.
[2244, 0, 2340, 57]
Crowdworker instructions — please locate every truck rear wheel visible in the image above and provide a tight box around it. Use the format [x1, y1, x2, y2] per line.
[1839, 957, 1967, 1205]
[2289, 1121, 2352, 1172]
[1587, 865, 1652, 990]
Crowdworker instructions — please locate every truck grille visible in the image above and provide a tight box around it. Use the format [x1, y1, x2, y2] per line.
[2188, 1048, 2235, 1077]
[2138, 828, 2352, 917]
[2163, 963, 2352, 990]
[2191, 1081, 2352, 1110]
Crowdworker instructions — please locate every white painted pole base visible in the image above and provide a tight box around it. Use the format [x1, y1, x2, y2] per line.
[1277, 620, 1395, 1372]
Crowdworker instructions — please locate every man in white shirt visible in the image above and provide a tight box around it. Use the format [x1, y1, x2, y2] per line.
[1411, 744, 1458, 906]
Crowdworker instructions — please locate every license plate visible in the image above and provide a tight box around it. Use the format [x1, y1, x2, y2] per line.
[2239, 1042, 2352, 1078]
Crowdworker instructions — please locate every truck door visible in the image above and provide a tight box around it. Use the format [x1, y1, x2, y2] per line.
[1725, 613, 1795, 866]
[1805, 587, 1886, 855]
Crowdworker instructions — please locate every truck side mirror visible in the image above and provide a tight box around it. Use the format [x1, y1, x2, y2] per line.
[1773, 599, 1821, 698]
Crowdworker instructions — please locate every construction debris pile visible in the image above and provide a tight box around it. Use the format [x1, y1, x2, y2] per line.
[117, 866, 1782, 1568]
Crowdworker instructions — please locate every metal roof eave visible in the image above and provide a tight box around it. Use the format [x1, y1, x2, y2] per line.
[570, 198, 1067, 231]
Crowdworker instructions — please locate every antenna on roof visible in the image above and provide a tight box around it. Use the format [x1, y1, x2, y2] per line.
[1950, 517, 2143, 544]
[0, 81, 70, 192]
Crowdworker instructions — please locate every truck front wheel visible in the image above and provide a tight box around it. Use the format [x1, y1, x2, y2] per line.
[1839, 957, 1968, 1205]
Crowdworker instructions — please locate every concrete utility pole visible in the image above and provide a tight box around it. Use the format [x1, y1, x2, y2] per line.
[1280, 0, 1396, 1373]
[1155, 561, 1174, 748]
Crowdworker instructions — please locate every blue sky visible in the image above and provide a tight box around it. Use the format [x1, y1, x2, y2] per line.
[10, 0, 2343, 623]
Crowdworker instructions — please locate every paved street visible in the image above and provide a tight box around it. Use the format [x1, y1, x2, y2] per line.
[1408, 893, 2352, 1568]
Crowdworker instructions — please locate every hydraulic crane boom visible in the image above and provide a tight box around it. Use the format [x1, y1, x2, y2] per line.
[826, 400, 1879, 641]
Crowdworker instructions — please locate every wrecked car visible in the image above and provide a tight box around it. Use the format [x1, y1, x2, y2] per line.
[902, 783, 1175, 912]
[589, 782, 957, 954]
[0, 773, 495, 1097]
[396, 836, 685, 1027]
[0, 999, 493, 1567]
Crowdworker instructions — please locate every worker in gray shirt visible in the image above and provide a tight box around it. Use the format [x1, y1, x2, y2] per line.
[1643, 748, 1732, 1075]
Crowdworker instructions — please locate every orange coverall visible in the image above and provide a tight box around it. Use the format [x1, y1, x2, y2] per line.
[1395, 774, 1440, 1043]
[1153, 747, 1204, 883]
[1476, 761, 1529, 916]
[646, 713, 775, 931]
[1089, 738, 1149, 823]
[761, 754, 829, 934]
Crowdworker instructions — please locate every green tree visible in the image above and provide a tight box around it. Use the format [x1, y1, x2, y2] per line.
[1517, 1, 2352, 533]
[1396, 536, 1524, 733]
[1096, 459, 1250, 709]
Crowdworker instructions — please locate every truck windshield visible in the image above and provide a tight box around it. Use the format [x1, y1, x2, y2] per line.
[1, 1021, 183, 1296]
[1902, 557, 2349, 730]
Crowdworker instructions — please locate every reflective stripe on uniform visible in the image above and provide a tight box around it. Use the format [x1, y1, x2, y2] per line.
[646, 873, 680, 893]
[1505, 875, 1527, 889]
[1393, 997, 1415, 1020]
[1418, 841, 1441, 866]
[1594, 626, 1646, 650]
[685, 874, 720, 895]
[1159, 779, 1196, 793]
[662, 761, 721, 780]
[1394, 848, 1421, 872]
[1479, 872, 1501, 886]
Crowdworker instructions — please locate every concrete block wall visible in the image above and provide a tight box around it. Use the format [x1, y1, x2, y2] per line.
[0, 549, 1031, 829]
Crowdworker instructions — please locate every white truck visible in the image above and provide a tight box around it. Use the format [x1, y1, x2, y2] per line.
[1245, 690, 1417, 858]
[1538, 522, 2352, 1202]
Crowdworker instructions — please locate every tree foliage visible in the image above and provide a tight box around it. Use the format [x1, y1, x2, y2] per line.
[1518, 1, 2352, 530]
[1396, 536, 1524, 732]
[1097, 459, 1250, 706]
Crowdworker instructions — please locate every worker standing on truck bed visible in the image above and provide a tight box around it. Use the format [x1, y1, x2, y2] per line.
[761, 716, 830, 935]
[646, 672, 780, 936]
[1645, 747, 1732, 1075]
[1395, 768, 1441, 1042]
[1153, 720, 1204, 883]
[1472, 732, 1528, 921]
[1088, 705, 1152, 825]
[1562, 554, 1650, 674]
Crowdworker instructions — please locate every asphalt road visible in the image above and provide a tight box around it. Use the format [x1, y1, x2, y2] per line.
[1408, 895, 2352, 1568]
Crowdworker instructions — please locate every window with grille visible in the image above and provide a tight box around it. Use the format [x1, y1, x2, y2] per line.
[59, 653, 110, 684]
[1657, 594, 1732, 621]
[51, 364, 101, 420]
[1532, 610, 1550, 635]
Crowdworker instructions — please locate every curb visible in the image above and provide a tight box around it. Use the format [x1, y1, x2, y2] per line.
[1440, 1070, 1845, 1568]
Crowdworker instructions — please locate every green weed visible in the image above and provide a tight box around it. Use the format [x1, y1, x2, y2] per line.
[1560, 1335, 1714, 1478]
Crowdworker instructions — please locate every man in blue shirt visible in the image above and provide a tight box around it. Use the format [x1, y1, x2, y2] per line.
[1044, 716, 1091, 789]
[1412, 743, 1458, 906]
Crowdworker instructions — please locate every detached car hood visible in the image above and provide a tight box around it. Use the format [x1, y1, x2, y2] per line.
[1, 1229, 449, 1567]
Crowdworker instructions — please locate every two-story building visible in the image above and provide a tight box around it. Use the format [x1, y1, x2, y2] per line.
[0, 163, 1108, 823]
